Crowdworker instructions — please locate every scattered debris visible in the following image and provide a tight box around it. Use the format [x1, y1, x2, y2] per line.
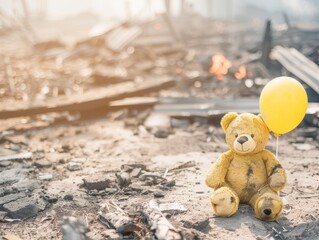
[293, 143, 316, 151]
[3, 197, 38, 220]
[159, 202, 188, 214]
[0, 192, 26, 206]
[153, 192, 165, 198]
[183, 218, 210, 232]
[143, 199, 183, 240]
[61, 217, 88, 240]
[0, 152, 32, 162]
[98, 201, 141, 235]
[38, 173, 53, 181]
[0, 77, 175, 119]
[67, 162, 82, 171]
[34, 159, 52, 168]
[82, 177, 114, 191]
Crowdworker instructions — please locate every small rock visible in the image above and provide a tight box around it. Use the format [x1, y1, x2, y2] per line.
[121, 164, 146, 171]
[82, 177, 113, 191]
[0, 192, 26, 206]
[59, 159, 66, 164]
[116, 172, 131, 188]
[3, 197, 38, 220]
[153, 191, 165, 198]
[183, 218, 210, 232]
[104, 188, 118, 194]
[0, 211, 7, 220]
[62, 217, 88, 240]
[34, 196, 48, 211]
[38, 173, 53, 181]
[67, 162, 82, 171]
[61, 144, 71, 152]
[64, 194, 74, 201]
[159, 202, 188, 214]
[192, 218, 210, 232]
[11, 179, 39, 192]
[34, 159, 52, 168]
[0, 168, 24, 185]
[154, 128, 171, 138]
[42, 194, 58, 204]
[293, 143, 315, 151]
[161, 180, 176, 188]
[0, 161, 11, 167]
[130, 168, 142, 178]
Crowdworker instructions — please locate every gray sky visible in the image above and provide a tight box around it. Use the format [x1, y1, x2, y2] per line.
[0, 0, 317, 21]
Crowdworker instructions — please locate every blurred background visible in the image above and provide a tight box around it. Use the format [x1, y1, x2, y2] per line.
[0, 0, 318, 127]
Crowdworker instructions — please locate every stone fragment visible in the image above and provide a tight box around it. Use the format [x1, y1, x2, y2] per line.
[82, 177, 113, 191]
[3, 197, 38, 220]
[34, 159, 52, 168]
[0, 192, 26, 206]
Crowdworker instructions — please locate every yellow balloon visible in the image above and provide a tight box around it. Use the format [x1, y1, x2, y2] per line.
[259, 76, 308, 136]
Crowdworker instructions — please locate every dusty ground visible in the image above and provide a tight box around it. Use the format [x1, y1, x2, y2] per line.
[0, 112, 319, 240]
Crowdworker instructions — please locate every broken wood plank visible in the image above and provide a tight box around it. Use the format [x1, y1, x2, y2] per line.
[98, 201, 141, 234]
[0, 77, 175, 119]
[143, 199, 182, 240]
[271, 46, 319, 94]
[109, 97, 158, 109]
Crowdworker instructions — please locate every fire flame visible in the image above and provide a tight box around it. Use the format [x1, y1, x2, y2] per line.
[235, 65, 247, 80]
[209, 54, 232, 80]
[209, 54, 248, 80]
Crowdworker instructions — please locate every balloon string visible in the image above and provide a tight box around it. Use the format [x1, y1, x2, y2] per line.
[276, 136, 279, 158]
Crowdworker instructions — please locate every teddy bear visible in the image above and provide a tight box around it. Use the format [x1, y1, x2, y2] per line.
[205, 112, 286, 221]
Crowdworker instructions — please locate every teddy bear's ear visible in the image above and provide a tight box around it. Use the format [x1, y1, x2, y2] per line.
[221, 112, 238, 132]
[255, 114, 270, 131]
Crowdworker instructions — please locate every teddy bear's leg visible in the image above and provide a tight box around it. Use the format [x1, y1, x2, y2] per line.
[250, 187, 283, 221]
[210, 186, 239, 217]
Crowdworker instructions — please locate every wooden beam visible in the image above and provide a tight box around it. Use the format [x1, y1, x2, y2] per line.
[0, 77, 175, 119]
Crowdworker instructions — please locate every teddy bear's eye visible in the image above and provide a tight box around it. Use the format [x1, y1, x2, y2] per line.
[235, 134, 238, 138]
[251, 134, 254, 138]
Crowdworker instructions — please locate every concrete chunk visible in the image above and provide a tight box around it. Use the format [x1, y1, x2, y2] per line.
[82, 176, 113, 191]
[0, 192, 26, 206]
[3, 197, 38, 220]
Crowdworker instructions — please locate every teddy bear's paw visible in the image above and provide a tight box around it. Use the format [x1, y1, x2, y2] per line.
[210, 187, 239, 217]
[269, 172, 286, 191]
[255, 193, 283, 221]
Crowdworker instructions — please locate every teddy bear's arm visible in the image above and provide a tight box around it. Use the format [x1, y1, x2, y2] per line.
[263, 150, 287, 192]
[205, 150, 233, 189]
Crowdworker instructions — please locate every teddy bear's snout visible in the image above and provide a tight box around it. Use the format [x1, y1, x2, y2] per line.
[233, 134, 256, 154]
[263, 209, 272, 216]
[237, 136, 248, 144]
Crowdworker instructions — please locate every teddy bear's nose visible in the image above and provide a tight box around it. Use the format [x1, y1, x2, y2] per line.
[263, 209, 272, 216]
[237, 136, 248, 144]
